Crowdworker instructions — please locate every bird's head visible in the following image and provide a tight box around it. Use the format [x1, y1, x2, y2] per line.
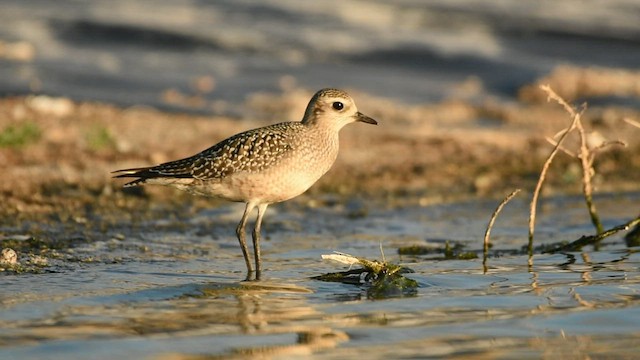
[302, 88, 377, 130]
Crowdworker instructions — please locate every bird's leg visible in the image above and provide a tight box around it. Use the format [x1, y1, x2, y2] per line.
[236, 202, 256, 278]
[252, 204, 269, 280]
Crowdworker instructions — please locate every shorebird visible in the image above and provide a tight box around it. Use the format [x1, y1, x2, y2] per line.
[113, 88, 377, 279]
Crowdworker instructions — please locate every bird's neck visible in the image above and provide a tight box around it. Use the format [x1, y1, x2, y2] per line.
[302, 114, 344, 134]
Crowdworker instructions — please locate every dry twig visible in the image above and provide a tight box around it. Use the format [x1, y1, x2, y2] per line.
[528, 85, 581, 253]
[484, 190, 521, 249]
[545, 136, 576, 157]
[624, 117, 640, 128]
[545, 216, 640, 253]
[483, 189, 521, 272]
[530, 85, 632, 254]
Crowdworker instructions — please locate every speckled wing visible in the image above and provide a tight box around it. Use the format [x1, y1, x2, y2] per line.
[113, 122, 302, 186]
[191, 122, 300, 180]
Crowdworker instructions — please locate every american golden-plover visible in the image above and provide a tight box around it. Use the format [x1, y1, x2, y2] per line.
[113, 88, 377, 279]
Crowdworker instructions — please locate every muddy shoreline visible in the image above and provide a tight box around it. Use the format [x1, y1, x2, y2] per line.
[2, 69, 640, 219]
[1, 68, 640, 267]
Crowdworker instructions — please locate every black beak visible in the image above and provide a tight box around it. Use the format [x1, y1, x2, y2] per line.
[355, 112, 378, 125]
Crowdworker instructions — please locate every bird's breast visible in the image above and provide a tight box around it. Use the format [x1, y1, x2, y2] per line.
[224, 131, 339, 203]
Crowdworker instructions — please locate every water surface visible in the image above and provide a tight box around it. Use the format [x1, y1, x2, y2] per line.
[2, 193, 639, 358]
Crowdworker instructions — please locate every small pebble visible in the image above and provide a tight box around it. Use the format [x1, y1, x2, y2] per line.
[1, 248, 18, 265]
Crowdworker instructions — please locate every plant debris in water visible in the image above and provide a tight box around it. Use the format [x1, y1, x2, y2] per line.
[398, 240, 478, 260]
[313, 252, 418, 299]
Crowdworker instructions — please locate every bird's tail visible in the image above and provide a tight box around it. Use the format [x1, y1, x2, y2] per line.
[111, 167, 158, 187]
[112, 156, 197, 187]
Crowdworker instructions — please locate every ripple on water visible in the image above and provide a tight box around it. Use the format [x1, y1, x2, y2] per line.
[1, 194, 640, 358]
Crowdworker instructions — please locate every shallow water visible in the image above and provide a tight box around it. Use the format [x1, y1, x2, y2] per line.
[2, 193, 639, 358]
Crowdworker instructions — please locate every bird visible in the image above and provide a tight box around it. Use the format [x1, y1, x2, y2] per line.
[113, 88, 377, 280]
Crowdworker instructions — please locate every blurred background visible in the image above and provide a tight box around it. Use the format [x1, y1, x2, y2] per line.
[1, 0, 640, 208]
[2, 4, 640, 358]
[2, 0, 640, 116]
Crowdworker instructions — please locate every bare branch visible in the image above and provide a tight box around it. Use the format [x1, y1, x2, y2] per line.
[545, 136, 576, 157]
[542, 84, 578, 116]
[484, 189, 521, 272]
[545, 216, 640, 253]
[529, 85, 581, 251]
[624, 117, 640, 128]
[590, 140, 627, 153]
[484, 189, 522, 248]
[574, 106, 604, 235]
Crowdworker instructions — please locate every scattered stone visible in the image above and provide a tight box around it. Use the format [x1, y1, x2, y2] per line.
[28, 255, 48, 267]
[1, 248, 18, 265]
[26, 95, 74, 117]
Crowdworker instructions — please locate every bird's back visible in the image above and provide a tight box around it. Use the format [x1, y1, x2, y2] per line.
[114, 120, 339, 202]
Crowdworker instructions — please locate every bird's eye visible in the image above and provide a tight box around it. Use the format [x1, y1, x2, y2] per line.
[332, 102, 344, 110]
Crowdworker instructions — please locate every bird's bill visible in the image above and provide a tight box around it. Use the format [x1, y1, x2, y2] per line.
[355, 112, 378, 125]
